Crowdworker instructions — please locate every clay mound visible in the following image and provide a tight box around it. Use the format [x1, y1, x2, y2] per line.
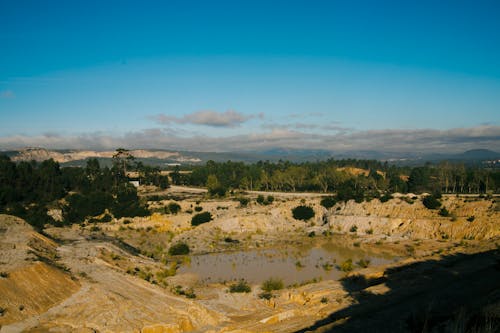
[0, 262, 79, 326]
[0, 215, 80, 326]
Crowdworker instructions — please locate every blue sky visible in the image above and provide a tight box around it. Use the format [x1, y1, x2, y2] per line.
[1, 0, 499, 152]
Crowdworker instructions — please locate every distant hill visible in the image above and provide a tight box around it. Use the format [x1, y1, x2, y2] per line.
[455, 149, 500, 160]
[2, 147, 499, 166]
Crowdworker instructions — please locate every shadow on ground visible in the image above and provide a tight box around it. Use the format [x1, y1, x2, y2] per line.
[296, 249, 500, 333]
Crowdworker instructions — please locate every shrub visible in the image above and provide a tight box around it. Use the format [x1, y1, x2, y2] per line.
[292, 205, 315, 221]
[379, 193, 393, 203]
[356, 258, 371, 268]
[438, 207, 450, 217]
[256, 194, 265, 204]
[173, 285, 196, 298]
[320, 196, 337, 209]
[256, 195, 274, 205]
[0, 271, 8, 278]
[422, 195, 441, 210]
[466, 215, 475, 222]
[261, 277, 284, 292]
[237, 197, 249, 207]
[168, 242, 190, 255]
[349, 225, 358, 233]
[166, 202, 181, 214]
[194, 206, 203, 212]
[340, 259, 353, 272]
[308, 231, 316, 237]
[191, 212, 212, 226]
[258, 291, 273, 300]
[229, 280, 251, 293]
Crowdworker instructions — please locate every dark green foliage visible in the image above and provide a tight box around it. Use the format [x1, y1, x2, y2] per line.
[438, 207, 450, 217]
[229, 280, 251, 293]
[349, 225, 358, 232]
[379, 193, 393, 203]
[261, 277, 284, 292]
[191, 211, 212, 226]
[237, 197, 249, 207]
[256, 194, 274, 205]
[292, 205, 315, 221]
[258, 291, 273, 300]
[194, 206, 203, 212]
[166, 202, 181, 214]
[64, 192, 113, 223]
[206, 174, 227, 197]
[168, 242, 190, 255]
[181, 156, 500, 195]
[111, 184, 149, 218]
[256, 194, 265, 204]
[336, 179, 365, 203]
[467, 215, 475, 222]
[320, 196, 336, 208]
[422, 195, 442, 210]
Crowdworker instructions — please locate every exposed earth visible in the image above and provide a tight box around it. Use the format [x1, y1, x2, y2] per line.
[1, 186, 499, 332]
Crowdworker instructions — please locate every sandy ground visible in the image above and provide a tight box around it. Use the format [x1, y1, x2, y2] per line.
[1, 187, 499, 332]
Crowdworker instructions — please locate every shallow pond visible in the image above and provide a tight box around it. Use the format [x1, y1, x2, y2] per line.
[178, 241, 396, 285]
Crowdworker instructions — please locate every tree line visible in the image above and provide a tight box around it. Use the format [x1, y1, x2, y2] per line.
[0, 149, 170, 229]
[170, 159, 500, 198]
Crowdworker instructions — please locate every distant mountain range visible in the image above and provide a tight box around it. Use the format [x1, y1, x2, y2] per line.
[2, 147, 499, 166]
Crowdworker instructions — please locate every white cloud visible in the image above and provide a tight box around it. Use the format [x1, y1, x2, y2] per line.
[151, 110, 262, 127]
[0, 125, 498, 154]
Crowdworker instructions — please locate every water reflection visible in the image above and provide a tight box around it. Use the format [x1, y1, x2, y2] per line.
[178, 240, 395, 285]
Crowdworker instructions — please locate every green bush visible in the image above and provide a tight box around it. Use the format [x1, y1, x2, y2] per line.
[256, 195, 274, 205]
[256, 195, 265, 204]
[422, 195, 441, 210]
[194, 206, 203, 212]
[340, 259, 353, 272]
[438, 207, 450, 217]
[466, 215, 475, 222]
[166, 202, 181, 214]
[229, 280, 251, 293]
[237, 197, 250, 207]
[168, 242, 190, 255]
[379, 193, 393, 203]
[320, 196, 337, 209]
[261, 277, 284, 292]
[191, 211, 212, 226]
[292, 205, 315, 221]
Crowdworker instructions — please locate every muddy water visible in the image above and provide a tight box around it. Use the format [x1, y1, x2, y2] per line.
[179, 241, 396, 285]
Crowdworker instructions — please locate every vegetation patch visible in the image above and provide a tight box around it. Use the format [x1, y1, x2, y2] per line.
[422, 194, 442, 210]
[261, 277, 284, 292]
[229, 279, 251, 293]
[168, 242, 190, 255]
[292, 205, 315, 221]
[191, 211, 212, 226]
[320, 196, 337, 209]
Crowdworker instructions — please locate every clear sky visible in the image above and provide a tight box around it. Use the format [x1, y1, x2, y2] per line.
[1, 0, 499, 152]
